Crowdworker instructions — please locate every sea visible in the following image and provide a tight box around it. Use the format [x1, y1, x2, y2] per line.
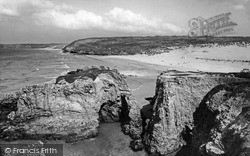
[0, 48, 72, 93]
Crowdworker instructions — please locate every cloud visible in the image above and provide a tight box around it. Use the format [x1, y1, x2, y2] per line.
[0, 0, 20, 16]
[0, 0, 185, 35]
[34, 6, 185, 34]
[224, 0, 250, 10]
[0, 0, 51, 16]
[105, 7, 184, 34]
[34, 10, 104, 29]
[234, 4, 245, 10]
[0, 0, 70, 16]
[200, 0, 249, 4]
[199, 0, 249, 9]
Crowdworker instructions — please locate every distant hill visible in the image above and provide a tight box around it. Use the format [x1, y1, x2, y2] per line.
[0, 43, 66, 49]
[62, 36, 250, 55]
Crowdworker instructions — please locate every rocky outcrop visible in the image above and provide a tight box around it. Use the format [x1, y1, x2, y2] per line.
[192, 82, 250, 156]
[142, 70, 250, 155]
[0, 66, 141, 142]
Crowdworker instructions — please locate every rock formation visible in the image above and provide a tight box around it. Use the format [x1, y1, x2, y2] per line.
[141, 70, 250, 155]
[192, 81, 250, 156]
[0, 66, 141, 143]
[1, 66, 250, 155]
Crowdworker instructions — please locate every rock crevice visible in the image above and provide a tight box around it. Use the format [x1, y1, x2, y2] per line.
[141, 70, 250, 155]
[192, 81, 250, 156]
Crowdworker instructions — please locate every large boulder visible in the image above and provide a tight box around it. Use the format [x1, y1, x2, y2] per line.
[142, 70, 250, 155]
[0, 66, 141, 142]
[192, 81, 250, 156]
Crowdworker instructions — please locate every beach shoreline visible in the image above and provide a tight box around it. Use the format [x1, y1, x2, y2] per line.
[104, 45, 250, 73]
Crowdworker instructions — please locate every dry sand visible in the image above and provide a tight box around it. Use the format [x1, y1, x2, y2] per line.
[105, 45, 250, 73]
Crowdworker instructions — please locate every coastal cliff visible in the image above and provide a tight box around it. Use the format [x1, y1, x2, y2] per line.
[192, 81, 250, 156]
[141, 70, 250, 155]
[0, 66, 141, 143]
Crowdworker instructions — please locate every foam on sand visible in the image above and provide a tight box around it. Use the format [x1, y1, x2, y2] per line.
[119, 70, 152, 77]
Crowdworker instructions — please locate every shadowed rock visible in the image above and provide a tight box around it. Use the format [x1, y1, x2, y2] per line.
[55, 66, 124, 84]
[0, 66, 141, 143]
[192, 82, 250, 156]
[142, 70, 250, 155]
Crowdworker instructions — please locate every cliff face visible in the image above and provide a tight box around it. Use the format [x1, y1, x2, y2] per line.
[0, 66, 141, 142]
[193, 82, 250, 156]
[142, 71, 250, 155]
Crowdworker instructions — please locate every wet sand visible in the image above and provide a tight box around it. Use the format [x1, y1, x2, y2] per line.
[0, 123, 146, 156]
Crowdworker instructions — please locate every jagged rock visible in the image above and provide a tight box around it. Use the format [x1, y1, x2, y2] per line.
[0, 66, 141, 143]
[99, 101, 121, 122]
[192, 82, 250, 156]
[130, 139, 144, 151]
[142, 70, 250, 155]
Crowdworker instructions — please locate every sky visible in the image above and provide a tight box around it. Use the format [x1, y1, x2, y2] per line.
[0, 0, 250, 43]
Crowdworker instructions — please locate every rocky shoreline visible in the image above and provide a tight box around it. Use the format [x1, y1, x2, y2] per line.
[1, 66, 250, 156]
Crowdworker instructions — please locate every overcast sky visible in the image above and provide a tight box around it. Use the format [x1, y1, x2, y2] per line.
[0, 0, 250, 43]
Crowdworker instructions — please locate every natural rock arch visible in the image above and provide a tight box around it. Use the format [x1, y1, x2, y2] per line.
[0, 66, 141, 144]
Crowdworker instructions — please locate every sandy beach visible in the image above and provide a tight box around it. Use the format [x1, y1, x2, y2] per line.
[105, 45, 250, 73]
[0, 45, 249, 156]
[1, 45, 249, 105]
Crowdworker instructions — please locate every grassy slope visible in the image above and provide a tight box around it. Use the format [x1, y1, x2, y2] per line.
[62, 36, 250, 55]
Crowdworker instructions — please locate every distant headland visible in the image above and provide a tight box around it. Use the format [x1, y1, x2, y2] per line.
[62, 36, 250, 55]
